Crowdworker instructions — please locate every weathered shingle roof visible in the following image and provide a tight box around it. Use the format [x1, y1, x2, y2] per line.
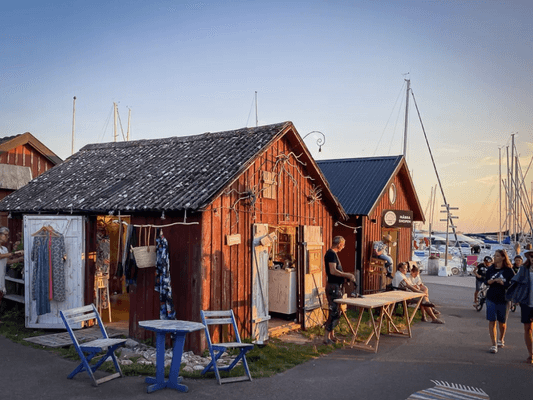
[0, 122, 292, 213]
[317, 156, 404, 216]
[0, 134, 20, 145]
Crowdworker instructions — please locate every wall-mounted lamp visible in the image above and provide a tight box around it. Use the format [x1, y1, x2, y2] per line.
[302, 131, 326, 152]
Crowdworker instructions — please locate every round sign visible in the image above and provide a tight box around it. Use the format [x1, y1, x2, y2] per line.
[384, 211, 397, 226]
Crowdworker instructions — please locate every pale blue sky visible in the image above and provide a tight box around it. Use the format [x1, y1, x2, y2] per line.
[1, 1, 532, 232]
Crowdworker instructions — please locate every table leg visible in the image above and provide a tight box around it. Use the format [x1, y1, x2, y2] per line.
[166, 334, 188, 392]
[349, 307, 365, 346]
[145, 331, 167, 393]
[145, 333, 188, 393]
[366, 307, 384, 353]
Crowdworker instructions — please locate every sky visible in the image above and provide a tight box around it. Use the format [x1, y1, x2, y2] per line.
[1, 0, 532, 234]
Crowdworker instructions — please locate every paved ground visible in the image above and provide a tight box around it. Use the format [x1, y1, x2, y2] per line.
[1, 276, 530, 400]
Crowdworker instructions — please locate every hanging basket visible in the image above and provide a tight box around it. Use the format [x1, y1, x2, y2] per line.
[132, 246, 156, 268]
[131, 226, 156, 268]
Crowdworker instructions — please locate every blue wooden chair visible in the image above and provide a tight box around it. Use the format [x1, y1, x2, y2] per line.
[200, 309, 254, 384]
[60, 304, 127, 386]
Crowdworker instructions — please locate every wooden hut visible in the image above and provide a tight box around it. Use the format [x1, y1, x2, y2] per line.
[0, 132, 62, 230]
[318, 156, 425, 294]
[0, 122, 345, 352]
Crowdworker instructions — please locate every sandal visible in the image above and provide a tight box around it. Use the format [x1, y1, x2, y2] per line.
[490, 345, 498, 353]
[497, 340, 505, 348]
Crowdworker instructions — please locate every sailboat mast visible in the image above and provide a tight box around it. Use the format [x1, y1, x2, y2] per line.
[403, 79, 410, 158]
[499, 147, 502, 243]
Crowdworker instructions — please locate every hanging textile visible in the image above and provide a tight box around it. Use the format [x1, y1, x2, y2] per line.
[123, 224, 138, 287]
[31, 228, 67, 315]
[96, 225, 110, 275]
[155, 232, 176, 320]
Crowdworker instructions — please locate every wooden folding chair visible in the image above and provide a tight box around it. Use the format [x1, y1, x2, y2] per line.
[59, 304, 127, 386]
[200, 309, 254, 384]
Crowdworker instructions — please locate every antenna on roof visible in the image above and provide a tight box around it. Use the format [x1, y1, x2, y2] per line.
[113, 102, 118, 142]
[255, 91, 258, 127]
[71, 96, 76, 155]
[127, 107, 131, 141]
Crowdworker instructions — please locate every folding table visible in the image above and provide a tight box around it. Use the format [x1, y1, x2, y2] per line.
[335, 291, 424, 353]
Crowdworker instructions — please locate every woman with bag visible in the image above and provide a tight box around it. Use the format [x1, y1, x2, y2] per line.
[485, 249, 515, 354]
[508, 249, 533, 363]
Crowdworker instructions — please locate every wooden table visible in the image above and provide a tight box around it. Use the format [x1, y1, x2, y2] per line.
[139, 320, 205, 393]
[335, 291, 425, 353]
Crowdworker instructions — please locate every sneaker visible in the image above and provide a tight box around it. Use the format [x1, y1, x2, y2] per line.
[497, 340, 505, 348]
[490, 345, 498, 353]
[431, 319, 445, 324]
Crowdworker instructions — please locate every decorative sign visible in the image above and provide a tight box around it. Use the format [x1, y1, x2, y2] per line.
[381, 210, 413, 228]
[259, 233, 277, 247]
[308, 249, 322, 274]
[225, 234, 241, 246]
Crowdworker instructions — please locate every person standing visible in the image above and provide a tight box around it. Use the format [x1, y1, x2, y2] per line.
[323, 236, 355, 345]
[512, 255, 523, 275]
[509, 249, 533, 363]
[0, 227, 23, 322]
[473, 256, 492, 307]
[485, 249, 515, 353]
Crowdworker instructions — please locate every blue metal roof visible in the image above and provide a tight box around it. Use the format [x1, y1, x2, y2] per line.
[318, 156, 403, 216]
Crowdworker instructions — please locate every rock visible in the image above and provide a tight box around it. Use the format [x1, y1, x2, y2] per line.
[124, 339, 140, 349]
[120, 359, 133, 365]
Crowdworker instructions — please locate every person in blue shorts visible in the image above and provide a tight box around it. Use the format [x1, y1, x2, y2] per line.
[485, 249, 515, 354]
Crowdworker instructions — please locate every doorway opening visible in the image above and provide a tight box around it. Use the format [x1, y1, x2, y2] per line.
[95, 215, 130, 334]
[267, 225, 300, 336]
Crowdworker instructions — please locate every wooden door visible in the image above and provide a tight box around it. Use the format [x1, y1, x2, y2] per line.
[301, 225, 324, 329]
[251, 224, 271, 344]
[24, 215, 85, 329]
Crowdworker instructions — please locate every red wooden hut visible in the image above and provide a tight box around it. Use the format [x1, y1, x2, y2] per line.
[0, 132, 62, 230]
[318, 156, 425, 294]
[0, 122, 345, 352]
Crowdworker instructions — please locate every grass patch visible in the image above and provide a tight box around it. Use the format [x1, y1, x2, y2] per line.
[0, 303, 421, 380]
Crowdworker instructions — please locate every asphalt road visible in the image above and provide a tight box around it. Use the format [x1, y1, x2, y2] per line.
[1, 276, 530, 400]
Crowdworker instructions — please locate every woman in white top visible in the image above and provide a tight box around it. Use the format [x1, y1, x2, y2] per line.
[408, 264, 441, 321]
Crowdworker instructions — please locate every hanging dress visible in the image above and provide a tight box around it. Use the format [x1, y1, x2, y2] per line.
[155, 235, 176, 320]
[31, 231, 67, 315]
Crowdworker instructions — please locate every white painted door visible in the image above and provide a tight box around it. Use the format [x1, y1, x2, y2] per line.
[302, 225, 324, 329]
[251, 223, 271, 344]
[24, 215, 85, 329]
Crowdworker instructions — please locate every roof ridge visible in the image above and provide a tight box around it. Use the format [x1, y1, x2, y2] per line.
[81, 122, 291, 152]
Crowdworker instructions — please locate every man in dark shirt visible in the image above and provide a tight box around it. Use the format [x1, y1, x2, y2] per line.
[474, 256, 492, 306]
[323, 236, 356, 345]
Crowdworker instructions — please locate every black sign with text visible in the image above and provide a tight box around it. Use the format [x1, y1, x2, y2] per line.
[381, 210, 413, 228]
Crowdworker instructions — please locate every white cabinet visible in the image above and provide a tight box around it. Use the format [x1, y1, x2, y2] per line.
[268, 268, 297, 314]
